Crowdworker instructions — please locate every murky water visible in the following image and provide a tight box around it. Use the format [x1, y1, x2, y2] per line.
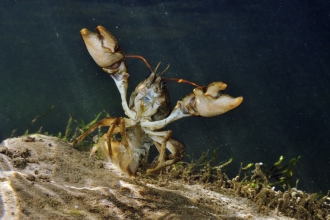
[0, 1, 329, 193]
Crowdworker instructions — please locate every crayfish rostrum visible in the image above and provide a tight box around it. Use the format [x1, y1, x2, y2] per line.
[72, 26, 243, 176]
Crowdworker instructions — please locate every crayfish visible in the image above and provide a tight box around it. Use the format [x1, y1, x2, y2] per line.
[72, 26, 243, 176]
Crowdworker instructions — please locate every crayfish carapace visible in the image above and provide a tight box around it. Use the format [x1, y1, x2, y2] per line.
[72, 26, 243, 176]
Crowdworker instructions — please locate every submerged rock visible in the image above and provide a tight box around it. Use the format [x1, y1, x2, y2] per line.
[0, 134, 298, 219]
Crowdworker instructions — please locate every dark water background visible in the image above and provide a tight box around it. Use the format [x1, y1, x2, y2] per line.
[0, 1, 329, 193]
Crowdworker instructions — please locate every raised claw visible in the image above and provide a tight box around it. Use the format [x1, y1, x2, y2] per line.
[80, 26, 125, 71]
[81, 26, 136, 119]
[182, 82, 243, 117]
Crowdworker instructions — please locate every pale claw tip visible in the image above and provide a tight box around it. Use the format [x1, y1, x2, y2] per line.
[204, 82, 227, 96]
[196, 95, 243, 117]
[80, 28, 89, 35]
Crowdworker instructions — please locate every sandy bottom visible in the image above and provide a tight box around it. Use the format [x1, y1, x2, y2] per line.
[0, 135, 295, 219]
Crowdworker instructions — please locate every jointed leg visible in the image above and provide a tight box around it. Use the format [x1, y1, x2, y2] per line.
[71, 118, 117, 146]
[144, 129, 185, 173]
[147, 130, 172, 173]
[98, 118, 119, 157]
[88, 118, 128, 157]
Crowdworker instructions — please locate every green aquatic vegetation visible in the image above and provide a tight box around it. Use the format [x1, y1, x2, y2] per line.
[159, 149, 233, 183]
[248, 155, 301, 189]
[79, 111, 104, 131]
[58, 111, 106, 142]
[145, 153, 329, 219]
[11, 105, 54, 137]
[241, 162, 254, 170]
[62, 114, 73, 141]
[156, 151, 300, 192]
[67, 209, 85, 217]
[68, 111, 110, 150]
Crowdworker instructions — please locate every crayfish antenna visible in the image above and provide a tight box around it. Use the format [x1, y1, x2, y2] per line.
[126, 54, 199, 87]
[162, 77, 201, 87]
[125, 54, 153, 73]
[157, 63, 170, 77]
[154, 62, 161, 74]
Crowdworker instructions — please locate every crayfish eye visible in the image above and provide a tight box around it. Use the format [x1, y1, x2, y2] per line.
[161, 81, 166, 89]
[108, 61, 121, 69]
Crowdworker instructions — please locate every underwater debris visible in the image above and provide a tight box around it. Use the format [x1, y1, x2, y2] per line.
[251, 162, 269, 187]
[62, 114, 73, 141]
[248, 156, 301, 189]
[10, 129, 17, 138]
[151, 149, 233, 183]
[137, 151, 329, 219]
[36, 126, 43, 134]
[31, 105, 54, 125]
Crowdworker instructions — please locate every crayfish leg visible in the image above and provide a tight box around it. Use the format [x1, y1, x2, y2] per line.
[71, 118, 117, 145]
[103, 118, 119, 157]
[146, 130, 173, 174]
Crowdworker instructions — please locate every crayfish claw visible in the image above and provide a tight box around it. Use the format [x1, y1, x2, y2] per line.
[80, 26, 124, 69]
[181, 82, 243, 117]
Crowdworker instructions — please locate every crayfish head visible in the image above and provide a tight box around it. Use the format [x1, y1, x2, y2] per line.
[80, 26, 125, 71]
[129, 72, 170, 119]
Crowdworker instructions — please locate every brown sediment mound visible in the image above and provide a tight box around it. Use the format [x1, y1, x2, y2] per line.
[0, 135, 328, 219]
